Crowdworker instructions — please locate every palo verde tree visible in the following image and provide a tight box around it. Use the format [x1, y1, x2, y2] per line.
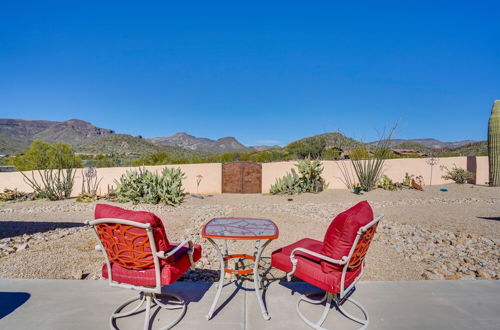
[8, 140, 81, 200]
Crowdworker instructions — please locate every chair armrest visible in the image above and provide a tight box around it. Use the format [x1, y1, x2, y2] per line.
[156, 239, 196, 270]
[287, 247, 347, 281]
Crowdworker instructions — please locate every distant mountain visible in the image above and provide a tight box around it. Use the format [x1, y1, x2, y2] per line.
[250, 145, 281, 151]
[440, 141, 488, 157]
[289, 132, 366, 149]
[148, 132, 252, 153]
[0, 136, 30, 155]
[369, 138, 478, 149]
[77, 134, 203, 158]
[0, 118, 115, 149]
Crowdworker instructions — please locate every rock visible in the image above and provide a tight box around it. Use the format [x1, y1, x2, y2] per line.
[16, 243, 29, 251]
[476, 270, 490, 279]
[444, 273, 462, 280]
[459, 275, 476, 280]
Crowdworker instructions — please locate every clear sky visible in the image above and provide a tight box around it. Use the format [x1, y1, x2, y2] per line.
[1, 1, 499, 146]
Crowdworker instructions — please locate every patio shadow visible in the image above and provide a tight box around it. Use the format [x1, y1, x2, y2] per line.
[477, 216, 500, 222]
[0, 221, 84, 239]
[278, 280, 320, 296]
[0, 292, 31, 319]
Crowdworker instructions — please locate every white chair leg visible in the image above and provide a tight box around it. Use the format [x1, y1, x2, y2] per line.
[336, 296, 369, 330]
[143, 294, 152, 330]
[296, 291, 334, 330]
[110, 291, 187, 330]
[296, 290, 369, 330]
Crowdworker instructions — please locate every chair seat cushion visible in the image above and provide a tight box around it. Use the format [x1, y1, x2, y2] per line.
[271, 238, 361, 294]
[103, 243, 202, 287]
[321, 201, 374, 273]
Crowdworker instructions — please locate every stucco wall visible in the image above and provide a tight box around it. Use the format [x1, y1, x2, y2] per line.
[0, 157, 489, 195]
[262, 157, 489, 193]
[0, 163, 222, 196]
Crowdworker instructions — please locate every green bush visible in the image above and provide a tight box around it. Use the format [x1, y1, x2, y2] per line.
[285, 137, 327, 159]
[270, 159, 327, 195]
[115, 167, 186, 206]
[441, 164, 474, 184]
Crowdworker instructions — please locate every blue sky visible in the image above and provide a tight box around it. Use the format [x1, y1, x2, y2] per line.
[1, 1, 499, 146]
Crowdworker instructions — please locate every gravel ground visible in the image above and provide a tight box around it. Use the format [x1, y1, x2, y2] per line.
[0, 184, 499, 282]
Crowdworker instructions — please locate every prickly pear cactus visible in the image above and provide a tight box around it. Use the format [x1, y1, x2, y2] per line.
[488, 100, 500, 186]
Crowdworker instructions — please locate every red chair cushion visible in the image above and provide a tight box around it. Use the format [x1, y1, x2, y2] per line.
[95, 203, 171, 253]
[103, 243, 202, 286]
[321, 201, 373, 273]
[271, 238, 361, 293]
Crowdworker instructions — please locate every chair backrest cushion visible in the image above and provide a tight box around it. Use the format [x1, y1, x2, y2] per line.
[321, 201, 374, 273]
[94, 204, 171, 269]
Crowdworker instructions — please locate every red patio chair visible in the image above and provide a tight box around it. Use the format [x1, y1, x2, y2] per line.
[86, 204, 202, 330]
[271, 201, 383, 330]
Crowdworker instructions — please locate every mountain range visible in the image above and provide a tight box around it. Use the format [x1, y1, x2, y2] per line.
[368, 138, 477, 149]
[0, 119, 276, 155]
[0, 118, 485, 156]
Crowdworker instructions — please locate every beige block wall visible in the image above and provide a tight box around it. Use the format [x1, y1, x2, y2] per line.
[262, 157, 488, 193]
[0, 163, 222, 196]
[0, 157, 490, 195]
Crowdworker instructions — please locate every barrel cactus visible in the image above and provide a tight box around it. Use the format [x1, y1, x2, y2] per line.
[488, 100, 500, 186]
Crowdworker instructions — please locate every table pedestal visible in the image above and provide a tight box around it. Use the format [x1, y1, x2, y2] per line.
[205, 238, 273, 320]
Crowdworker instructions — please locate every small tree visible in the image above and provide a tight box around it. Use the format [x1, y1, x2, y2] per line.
[9, 140, 80, 200]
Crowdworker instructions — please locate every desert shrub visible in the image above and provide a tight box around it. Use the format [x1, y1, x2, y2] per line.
[377, 175, 400, 191]
[321, 148, 340, 160]
[0, 188, 34, 201]
[441, 164, 474, 184]
[350, 148, 371, 159]
[8, 140, 79, 200]
[402, 173, 415, 187]
[285, 137, 327, 159]
[115, 167, 186, 206]
[270, 158, 327, 195]
[350, 125, 396, 192]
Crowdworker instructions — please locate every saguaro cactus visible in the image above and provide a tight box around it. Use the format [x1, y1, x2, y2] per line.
[488, 100, 500, 186]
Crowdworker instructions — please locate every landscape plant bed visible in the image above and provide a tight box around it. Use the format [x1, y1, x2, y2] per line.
[1, 184, 499, 282]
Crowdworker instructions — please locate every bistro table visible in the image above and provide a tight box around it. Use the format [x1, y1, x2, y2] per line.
[201, 217, 279, 321]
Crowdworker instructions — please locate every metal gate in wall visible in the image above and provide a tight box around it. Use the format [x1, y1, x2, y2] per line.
[222, 162, 262, 193]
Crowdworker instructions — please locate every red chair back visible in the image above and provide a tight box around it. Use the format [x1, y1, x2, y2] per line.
[348, 222, 378, 269]
[94, 222, 155, 270]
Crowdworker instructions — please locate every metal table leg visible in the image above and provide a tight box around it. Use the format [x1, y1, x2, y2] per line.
[206, 238, 226, 320]
[253, 238, 273, 320]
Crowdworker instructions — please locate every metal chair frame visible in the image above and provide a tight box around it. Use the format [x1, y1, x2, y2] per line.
[86, 218, 195, 330]
[286, 214, 384, 330]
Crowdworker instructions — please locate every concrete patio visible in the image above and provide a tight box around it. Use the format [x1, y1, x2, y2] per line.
[0, 279, 499, 329]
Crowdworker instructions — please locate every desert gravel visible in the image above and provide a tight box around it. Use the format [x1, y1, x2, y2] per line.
[1, 184, 499, 282]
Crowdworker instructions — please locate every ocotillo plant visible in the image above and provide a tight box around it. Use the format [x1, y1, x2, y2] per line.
[489, 100, 500, 186]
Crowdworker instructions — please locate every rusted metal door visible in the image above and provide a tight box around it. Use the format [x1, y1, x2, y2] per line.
[222, 162, 262, 193]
